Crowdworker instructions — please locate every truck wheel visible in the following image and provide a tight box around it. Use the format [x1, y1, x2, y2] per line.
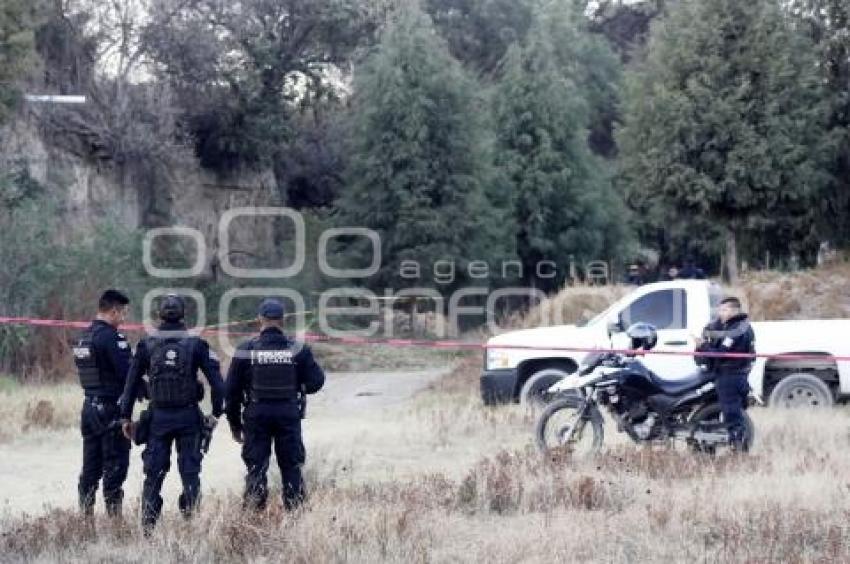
[768, 373, 834, 408]
[519, 368, 571, 409]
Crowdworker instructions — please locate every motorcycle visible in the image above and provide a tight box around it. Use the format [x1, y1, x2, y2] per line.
[534, 350, 755, 455]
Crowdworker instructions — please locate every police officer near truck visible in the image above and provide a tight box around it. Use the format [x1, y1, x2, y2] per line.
[694, 296, 755, 451]
[73, 289, 133, 518]
[119, 294, 224, 533]
[225, 299, 325, 511]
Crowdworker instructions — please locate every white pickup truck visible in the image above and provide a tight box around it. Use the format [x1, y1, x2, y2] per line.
[481, 280, 850, 408]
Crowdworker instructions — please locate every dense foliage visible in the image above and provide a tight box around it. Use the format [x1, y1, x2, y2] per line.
[1, 0, 848, 312]
[618, 0, 831, 279]
[0, 0, 38, 123]
[493, 2, 627, 290]
[340, 5, 506, 293]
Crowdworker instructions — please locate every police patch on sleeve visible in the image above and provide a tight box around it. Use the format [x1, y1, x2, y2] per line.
[209, 350, 220, 362]
[722, 336, 734, 348]
[118, 340, 129, 350]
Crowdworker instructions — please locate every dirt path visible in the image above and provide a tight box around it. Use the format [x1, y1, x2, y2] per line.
[0, 368, 451, 517]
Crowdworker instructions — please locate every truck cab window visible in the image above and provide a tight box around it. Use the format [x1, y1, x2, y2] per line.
[620, 289, 687, 330]
[708, 284, 723, 311]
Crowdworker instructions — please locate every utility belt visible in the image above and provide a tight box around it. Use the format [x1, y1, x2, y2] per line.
[83, 396, 122, 435]
[149, 400, 197, 410]
[84, 395, 120, 409]
[249, 392, 307, 418]
[249, 394, 300, 404]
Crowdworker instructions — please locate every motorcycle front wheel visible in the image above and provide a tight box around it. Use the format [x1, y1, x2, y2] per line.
[535, 395, 604, 456]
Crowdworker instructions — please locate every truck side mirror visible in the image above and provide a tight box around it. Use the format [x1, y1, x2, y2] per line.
[606, 315, 623, 336]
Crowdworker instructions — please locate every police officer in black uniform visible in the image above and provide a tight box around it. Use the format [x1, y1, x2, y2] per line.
[74, 289, 132, 518]
[694, 296, 755, 451]
[225, 299, 325, 511]
[119, 294, 224, 532]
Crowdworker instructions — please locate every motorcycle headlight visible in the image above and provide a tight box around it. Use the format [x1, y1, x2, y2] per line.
[486, 349, 512, 370]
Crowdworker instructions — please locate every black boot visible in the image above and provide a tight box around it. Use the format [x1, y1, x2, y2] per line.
[105, 501, 122, 518]
[141, 496, 162, 536]
[178, 492, 200, 520]
[283, 489, 305, 512]
[105, 490, 124, 518]
[242, 485, 268, 512]
[79, 489, 96, 518]
[282, 474, 305, 511]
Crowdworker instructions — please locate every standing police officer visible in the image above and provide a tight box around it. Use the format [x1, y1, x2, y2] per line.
[119, 294, 224, 533]
[74, 289, 132, 518]
[694, 296, 755, 451]
[225, 299, 325, 511]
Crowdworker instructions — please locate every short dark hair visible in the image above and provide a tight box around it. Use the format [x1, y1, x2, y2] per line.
[260, 317, 284, 328]
[720, 296, 741, 308]
[98, 289, 130, 312]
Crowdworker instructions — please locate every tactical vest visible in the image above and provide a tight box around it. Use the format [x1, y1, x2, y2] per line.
[147, 336, 197, 407]
[73, 329, 102, 391]
[249, 339, 299, 401]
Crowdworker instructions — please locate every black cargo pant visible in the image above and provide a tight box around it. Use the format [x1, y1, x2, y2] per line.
[79, 397, 130, 516]
[715, 372, 750, 449]
[141, 406, 204, 529]
[241, 403, 306, 511]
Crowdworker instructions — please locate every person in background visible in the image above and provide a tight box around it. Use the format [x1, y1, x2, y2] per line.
[660, 265, 680, 281]
[678, 256, 706, 279]
[625, 263, 645, 285]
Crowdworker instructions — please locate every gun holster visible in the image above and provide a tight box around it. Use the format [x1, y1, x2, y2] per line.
[299, 390, 307, 419]
[133, 408, 152, 446]
[200, 418, 215, 454]
[86, 398, 120, 436]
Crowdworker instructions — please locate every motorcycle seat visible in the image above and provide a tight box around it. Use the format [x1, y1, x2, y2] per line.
[648, 368, 713, 396]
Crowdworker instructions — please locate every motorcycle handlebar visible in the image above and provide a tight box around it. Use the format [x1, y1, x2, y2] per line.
[579, 353, 605, 376]
[579, 352, 625, 375]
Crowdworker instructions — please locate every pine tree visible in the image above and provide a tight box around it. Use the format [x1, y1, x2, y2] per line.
[340, 2, 509, 294]
[0, 0, 38, 124]
[619, 0, 830, 280]
[544, 1, 624, 157]
[493, 1, 628, 291]
[788, 0, 850, 247]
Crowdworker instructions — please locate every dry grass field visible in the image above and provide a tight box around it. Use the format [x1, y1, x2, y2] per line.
[1, 352, 849, 563]
[2, 265, 850, 562]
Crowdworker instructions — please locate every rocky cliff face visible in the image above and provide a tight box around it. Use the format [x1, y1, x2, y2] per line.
[1, 116, 284, 277]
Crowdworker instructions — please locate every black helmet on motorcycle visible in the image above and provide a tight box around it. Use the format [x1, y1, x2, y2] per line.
[626, 322, 657, 351]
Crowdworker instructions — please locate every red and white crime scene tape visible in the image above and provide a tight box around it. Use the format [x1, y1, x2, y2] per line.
[1, 315, 850, 362]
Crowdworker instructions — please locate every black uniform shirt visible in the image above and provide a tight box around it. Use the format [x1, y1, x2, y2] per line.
[84, 319, 132, 399]
[696, 313, 756, 375]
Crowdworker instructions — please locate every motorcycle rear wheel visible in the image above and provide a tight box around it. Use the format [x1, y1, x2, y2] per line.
[688, 402, 755, 454]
